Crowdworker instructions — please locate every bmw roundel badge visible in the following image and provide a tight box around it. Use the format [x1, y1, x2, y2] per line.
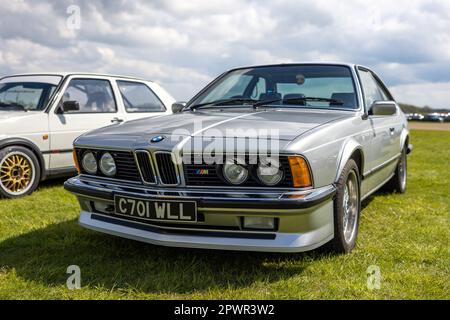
[151, 135, 165, 143]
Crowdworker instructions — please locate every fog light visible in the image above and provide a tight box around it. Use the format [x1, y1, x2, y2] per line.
[243, 216, 275, 230]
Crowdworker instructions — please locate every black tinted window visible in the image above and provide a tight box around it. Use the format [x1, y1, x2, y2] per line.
[62, 79, 116, 113]
[117, 81, 165, 113]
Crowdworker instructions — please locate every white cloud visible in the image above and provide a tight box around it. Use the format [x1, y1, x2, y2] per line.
[391, 82, 450, 109]
[0, 0, 449, 106]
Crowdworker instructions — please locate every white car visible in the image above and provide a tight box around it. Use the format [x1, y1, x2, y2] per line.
[0, 73, 175, 198]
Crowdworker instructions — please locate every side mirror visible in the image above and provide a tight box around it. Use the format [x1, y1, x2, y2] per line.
[172, 102, 186, 113]
[370, 101, 397, 116]
[59, 100, 80, 113]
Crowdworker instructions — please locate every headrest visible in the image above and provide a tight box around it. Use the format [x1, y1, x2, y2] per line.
[331, 93, 356, 108]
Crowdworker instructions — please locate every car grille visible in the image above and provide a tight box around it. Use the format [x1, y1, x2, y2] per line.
[183, 155, 294, 187]
[77, 148, 294, 188]
[135, 151, 156, 184]
[77, 149, 141, 182]
[112, 151, 142, 182]
[154, 152, 179, 185]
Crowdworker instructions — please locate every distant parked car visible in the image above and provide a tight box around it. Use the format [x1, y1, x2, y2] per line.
[423, 113, 444, 122]
[65, 63, 412, 254]
[445, 114, 450, 122]
[407, 113, 424, 121]
[0, 73, 175, 198]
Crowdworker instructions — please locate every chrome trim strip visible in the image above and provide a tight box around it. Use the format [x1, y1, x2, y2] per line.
[78, 174, 312, 193]
[79, 174, 142, 185]
[363, 153, 400, 179]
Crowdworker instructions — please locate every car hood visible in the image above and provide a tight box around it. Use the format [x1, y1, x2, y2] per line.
[0, 111, 48, 136]
[80, 108, 352, 142]
[0, 111, 33, 121]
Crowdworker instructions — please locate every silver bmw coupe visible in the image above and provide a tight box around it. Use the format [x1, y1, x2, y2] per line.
[65, 63, 412, 253]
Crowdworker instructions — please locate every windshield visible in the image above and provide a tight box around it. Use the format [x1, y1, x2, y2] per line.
[0, 76, 61, 111]
[190, 65, 358, 110]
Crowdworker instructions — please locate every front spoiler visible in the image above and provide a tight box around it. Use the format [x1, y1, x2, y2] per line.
[79, 211, 334, 253]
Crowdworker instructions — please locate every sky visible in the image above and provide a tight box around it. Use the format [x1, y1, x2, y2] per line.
[1, 0, 450, 109]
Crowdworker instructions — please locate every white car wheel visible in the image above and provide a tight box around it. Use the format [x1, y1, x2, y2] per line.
[0, 147, 40, 198]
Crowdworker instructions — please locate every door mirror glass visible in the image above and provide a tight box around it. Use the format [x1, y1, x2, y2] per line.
[172, 102, 186, 113]
[370, 101, 397, 116]
[60, 100, 80, 113]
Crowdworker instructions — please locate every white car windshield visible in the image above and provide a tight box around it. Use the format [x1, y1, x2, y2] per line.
[189, 65, 358, 110]
[0, 76, 61, 111]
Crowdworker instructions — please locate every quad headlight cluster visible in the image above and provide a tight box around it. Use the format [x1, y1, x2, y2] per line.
[80, 151, 116, 177]
[221, 158, 285, 187]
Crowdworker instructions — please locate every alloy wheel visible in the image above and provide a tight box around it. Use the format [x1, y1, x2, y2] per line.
[0, 152, 35, 196]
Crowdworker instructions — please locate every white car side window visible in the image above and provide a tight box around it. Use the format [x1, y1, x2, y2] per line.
[62, 79, 117, 113]
[117, 81, 166, 113]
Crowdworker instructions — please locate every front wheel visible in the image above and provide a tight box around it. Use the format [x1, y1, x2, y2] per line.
[0, 146, 41, 199]
[329, 159, 361, 253]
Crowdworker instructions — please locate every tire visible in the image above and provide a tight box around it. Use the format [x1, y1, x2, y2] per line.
[0, 146, 41, 199]
[383, 146, 407, 194]
[329, 159, 361, 253]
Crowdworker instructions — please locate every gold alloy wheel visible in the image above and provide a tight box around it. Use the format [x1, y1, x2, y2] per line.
[0, 153, 33, 194]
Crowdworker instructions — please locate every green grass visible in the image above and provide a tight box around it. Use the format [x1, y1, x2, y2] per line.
[0, 130, 449, 299]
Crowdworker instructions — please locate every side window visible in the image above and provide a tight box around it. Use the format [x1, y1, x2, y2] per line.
[374, 77, 391, 101]
[358, 70, 385, 109]
[117, 81, 166, 113]
[61, 79, 117, 113]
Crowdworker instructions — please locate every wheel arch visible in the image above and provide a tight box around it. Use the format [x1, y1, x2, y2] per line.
[335, 138, 365, 183]
[0, 138, 47, 181]
[400, 128, 409, 151]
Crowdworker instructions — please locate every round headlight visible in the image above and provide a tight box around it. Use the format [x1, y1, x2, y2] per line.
[222, 160, 248, 185]
[257, 159, 284, 186]
[82, 152, 97, 175]
[99, 152, 116, 177]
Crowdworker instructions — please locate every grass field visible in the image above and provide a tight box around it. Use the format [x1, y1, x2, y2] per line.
[0, 130, 448, 300]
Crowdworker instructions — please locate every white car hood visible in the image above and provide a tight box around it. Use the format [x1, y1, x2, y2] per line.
[0, 111, 48, 136]
[0, 111, 33, 121]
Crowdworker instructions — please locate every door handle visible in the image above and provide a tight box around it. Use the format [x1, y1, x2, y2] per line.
[111, 117, 124, 123]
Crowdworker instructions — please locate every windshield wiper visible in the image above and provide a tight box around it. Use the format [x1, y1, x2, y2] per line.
[0, 102, 27, 111]
[253, 97, 344, 108]
[190, 98, 258, 111]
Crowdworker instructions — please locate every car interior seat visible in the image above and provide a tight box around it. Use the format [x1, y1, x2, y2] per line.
[330, 93, 357, 109]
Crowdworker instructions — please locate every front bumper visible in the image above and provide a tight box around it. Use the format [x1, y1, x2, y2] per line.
[65, 176, 336, 252]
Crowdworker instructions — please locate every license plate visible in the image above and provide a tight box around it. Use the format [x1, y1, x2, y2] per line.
[114, 195, 197, 223]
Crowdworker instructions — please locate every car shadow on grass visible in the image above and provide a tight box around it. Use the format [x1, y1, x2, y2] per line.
[0, 218, 333, 294]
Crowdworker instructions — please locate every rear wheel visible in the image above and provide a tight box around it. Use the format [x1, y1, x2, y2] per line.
[0, 146, 41, 199]
[384, 146, 407, 193]
[329, 159, 361, 253]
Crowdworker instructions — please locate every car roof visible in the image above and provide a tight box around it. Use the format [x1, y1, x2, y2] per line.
[227, 62, 362, 72]
[1, 72, 152, 82]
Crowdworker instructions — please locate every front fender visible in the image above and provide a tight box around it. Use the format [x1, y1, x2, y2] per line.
[0, 137, 47, 180]
[400, 127, 409, 152]
[334, 138, 364, 182]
